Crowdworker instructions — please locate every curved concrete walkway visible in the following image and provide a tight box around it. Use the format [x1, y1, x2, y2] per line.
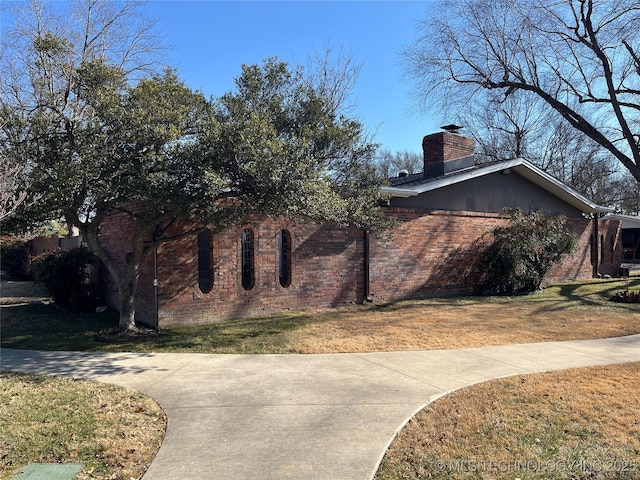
[2, 334, 640, 480]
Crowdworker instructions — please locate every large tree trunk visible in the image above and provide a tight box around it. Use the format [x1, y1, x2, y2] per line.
[76, 214, 145, 333]
[118, 282, 138, 332]
[116, 253, 142, 332]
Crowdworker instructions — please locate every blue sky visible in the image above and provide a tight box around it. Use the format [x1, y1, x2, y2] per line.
[141, 1, 440, 154]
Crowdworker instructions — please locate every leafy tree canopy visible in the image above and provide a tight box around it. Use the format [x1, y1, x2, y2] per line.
[209, 58, 388, 230]
[2, 1, 388, 332]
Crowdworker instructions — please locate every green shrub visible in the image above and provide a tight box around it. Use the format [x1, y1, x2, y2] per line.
[610, 289, 640, 303]
[31, 247, 101, 310]
[0, 237, 31, 280]
[482, 209, 578, 294]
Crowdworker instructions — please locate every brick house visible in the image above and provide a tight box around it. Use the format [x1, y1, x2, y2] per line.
[99, 130, 620, 328]
[606, 213, 640, 262]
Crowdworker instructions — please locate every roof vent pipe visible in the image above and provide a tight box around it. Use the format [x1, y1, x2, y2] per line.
[398, 170, 409, 178]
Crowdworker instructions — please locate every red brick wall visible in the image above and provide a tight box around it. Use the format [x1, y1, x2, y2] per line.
[370, 209, 622, 301]
[155, 216, 365, 327]
[370, 211, 621, 302]
[97, 207, 621, 327]
[369, 209, 503, 301]
[422, 131, 475, 165]
[546, 216, 622, 282]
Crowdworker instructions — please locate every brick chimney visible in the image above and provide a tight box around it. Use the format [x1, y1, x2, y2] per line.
[422, 131, 476, 179]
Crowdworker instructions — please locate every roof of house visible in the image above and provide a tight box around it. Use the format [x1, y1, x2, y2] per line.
[381, 157, 614, 214]
[605, 213, 640, 228]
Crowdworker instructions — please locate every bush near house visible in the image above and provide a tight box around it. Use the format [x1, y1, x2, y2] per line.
[482, 209, 578, 294]
[611, 289, 640, 303]
[0, 237, 31, 280]
[31, 247, 101, 311]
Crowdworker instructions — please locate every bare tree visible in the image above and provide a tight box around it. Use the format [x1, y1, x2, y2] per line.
[1, 0, 166, 329]
[0, 0, 165, 224]
[374, 148, 423, 178]
[616, 173, 640, 214]
[305, 44, 363, 115]
[405, 0, 640, 182]
[0, 163, 41, 222]
[462, 92, 554, 163]
[460, 91, 622, 207]
[1, 0, 163, 103]
[0, 0, 164, 167]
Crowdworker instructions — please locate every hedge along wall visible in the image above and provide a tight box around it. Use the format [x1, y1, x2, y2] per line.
[97, 206, 621, 328]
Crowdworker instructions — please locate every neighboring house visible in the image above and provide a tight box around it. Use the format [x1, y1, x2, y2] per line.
[98, 130, 621, 328]
[606, 214, 640, 262]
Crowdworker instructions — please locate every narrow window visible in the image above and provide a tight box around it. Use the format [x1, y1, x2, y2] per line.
[610, 234, 615, 262]
[590, 235, 594, 266]
[241, 228, 255, 290]
[197, 230, 213, 293]
[278, 229, 292, 288]
[600, 234, 605, 264]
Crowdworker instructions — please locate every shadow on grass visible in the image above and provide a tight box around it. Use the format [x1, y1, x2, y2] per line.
[3, 275, 639, 354]
[146, 315, 314, 353]
[528, 275, 640, 316]
[1, 302, 315, 354]
[1, 303, 119, 351]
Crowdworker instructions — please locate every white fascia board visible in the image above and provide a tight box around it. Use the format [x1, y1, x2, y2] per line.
[510, 160, 614, 214]
[380, 161, 516, 197]
[605, 214, 640, 228]
[381, 158, 614, 214]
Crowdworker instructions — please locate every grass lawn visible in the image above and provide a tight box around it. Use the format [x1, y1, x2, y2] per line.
[1, 274, 639, 479]
[375, 362, 640, 480]
[0, 372, 165, 480]
[1, 274, 639, 353]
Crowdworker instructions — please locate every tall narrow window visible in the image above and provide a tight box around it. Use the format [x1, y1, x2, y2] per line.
[610, 234, 615, 262]
[241, 228, 255, 290]
[197, 230, 213, 293]
[278, 229, 291, 288]
[600, 234, 605, 264]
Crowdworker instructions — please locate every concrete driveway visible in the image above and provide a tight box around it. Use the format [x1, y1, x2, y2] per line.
[2, 334, 640, 480]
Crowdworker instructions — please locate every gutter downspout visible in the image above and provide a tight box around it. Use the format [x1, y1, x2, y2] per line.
[364, 229, 373, 302]
[153, 246, 159, 328]
[593, 214, 600, 278]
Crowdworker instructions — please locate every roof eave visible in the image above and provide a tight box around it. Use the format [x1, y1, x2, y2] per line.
[380, 158, 614, 214]
[510, 162, 614, 214]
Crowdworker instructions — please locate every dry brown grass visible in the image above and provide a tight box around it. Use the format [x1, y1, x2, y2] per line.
[286, 280, 640, 353]
[376, 362, 640, 479]
[0, 373, 166, 480]
[3, 275, 639, 354]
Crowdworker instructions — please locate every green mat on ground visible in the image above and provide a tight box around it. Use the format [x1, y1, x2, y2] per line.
[10, 463, 83, 480]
